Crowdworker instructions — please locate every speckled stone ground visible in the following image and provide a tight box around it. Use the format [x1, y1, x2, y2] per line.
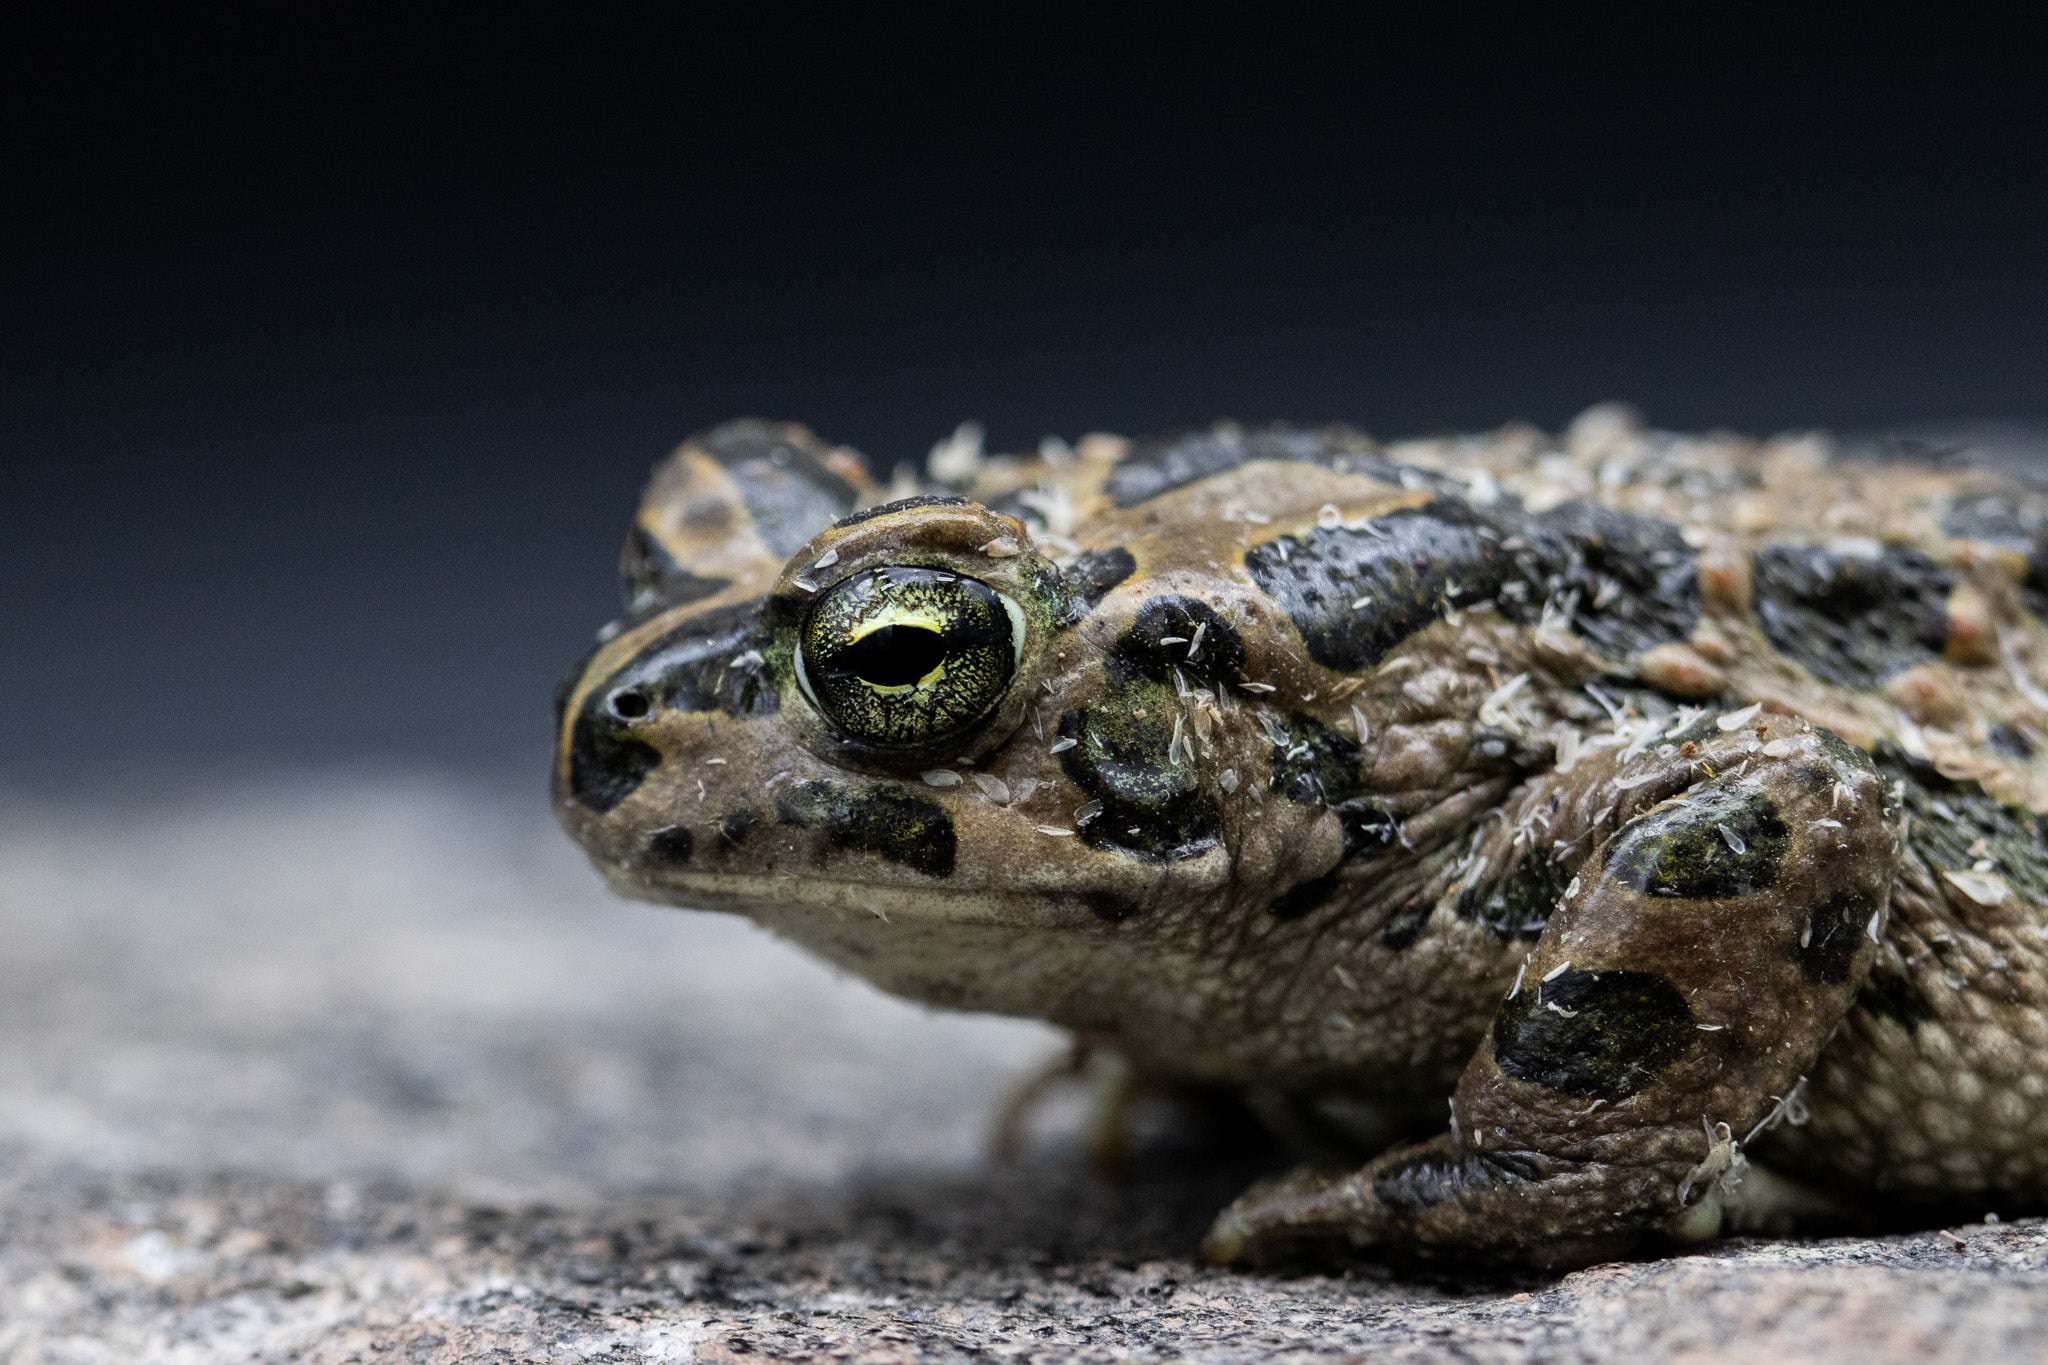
[3, 780, 2045, 1363]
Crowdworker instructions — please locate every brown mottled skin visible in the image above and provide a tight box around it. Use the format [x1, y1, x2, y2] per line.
[555, 406, 2048, 1272]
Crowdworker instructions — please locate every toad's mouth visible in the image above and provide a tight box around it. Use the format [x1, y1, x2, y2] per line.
[605, 863, 1132, 931]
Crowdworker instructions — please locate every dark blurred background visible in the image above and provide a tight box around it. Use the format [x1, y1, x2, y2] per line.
[7, 11, 2047, 792]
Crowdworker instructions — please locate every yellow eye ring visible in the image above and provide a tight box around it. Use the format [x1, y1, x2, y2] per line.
[795, 566, 1022, 747]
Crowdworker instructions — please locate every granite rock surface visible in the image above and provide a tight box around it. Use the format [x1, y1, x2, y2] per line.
[2, 779, 2043, 1363]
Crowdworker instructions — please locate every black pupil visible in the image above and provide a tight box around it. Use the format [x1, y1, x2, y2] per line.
[841, 624, 948, 688]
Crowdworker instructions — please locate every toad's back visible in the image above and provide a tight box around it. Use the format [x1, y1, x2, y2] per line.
[556, 406, 2048, 1269]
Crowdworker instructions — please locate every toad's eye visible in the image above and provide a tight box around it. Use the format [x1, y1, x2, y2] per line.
[796, 566, 1024, 747]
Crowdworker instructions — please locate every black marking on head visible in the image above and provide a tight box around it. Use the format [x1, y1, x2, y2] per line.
[1373, 1148, 1539, 1214]
[1513, 502, 1701, 660]
[1243, 500, 1510, 672]
[697, 420, 862, 558]
[1873, 740, 2048, 907]
[1110, 596, 1247, 689]
[1456, 852, 1565, 939]
[643, 825, 694, 863]
[1107, 425, 1433, 508]
[775, 779, 957, 877]
[562, 607, 772, 812]
[1493, 968, 1695, 1100]
[829, 495, 969, 529]
[1056, 704, 1220, 862]
[1990, 722, 2036, 760]
[1603, 784, 1789, 899]
[620, 526, 732, 619]
[1056, 547, 1137, 626]
[1753, 544, 1952, 688]
[594, 599, 780, 721]
[717, 807, 763, 849]
[568, 713, 662, 813]
[1799, 889, 1877, 983]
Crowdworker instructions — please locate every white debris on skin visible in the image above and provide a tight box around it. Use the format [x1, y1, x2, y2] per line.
[1717, 702, 1764, 732]
[1478, 673, 1531, 730]
[1944, 868, 2013, 907]
[921, 770, 963, 787]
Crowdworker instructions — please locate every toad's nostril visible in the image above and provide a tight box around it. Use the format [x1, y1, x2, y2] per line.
[608, 687, 654, 721]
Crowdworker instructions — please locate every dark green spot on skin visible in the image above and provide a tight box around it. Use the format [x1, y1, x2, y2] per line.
[1604, 784, 1789, 899]
[1266, 714, 1399, 860]
[1456, 853, 1565, 939]
[775, 780, 957, 877]
[1799, 889, 1877, 983]
[1873, 741, 2048, 907]
[1056, 697, 1219, 863]
[567, 713, 662, 813]
[1269, 714, 1364, 806]
[1111, 596, 1246, 688]
[1493, 969, 1696, 1100]
[643, 825, 694, 863]
[1754, 544, 1952, 689]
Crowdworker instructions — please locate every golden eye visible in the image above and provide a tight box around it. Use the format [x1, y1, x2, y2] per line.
[796, 566, 1023, 747]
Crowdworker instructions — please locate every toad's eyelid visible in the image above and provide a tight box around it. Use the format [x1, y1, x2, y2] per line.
[999, 592, 1027, 669]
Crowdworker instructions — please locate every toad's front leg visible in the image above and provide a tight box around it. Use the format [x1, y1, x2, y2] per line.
[1206, 713, 1898, 1272]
